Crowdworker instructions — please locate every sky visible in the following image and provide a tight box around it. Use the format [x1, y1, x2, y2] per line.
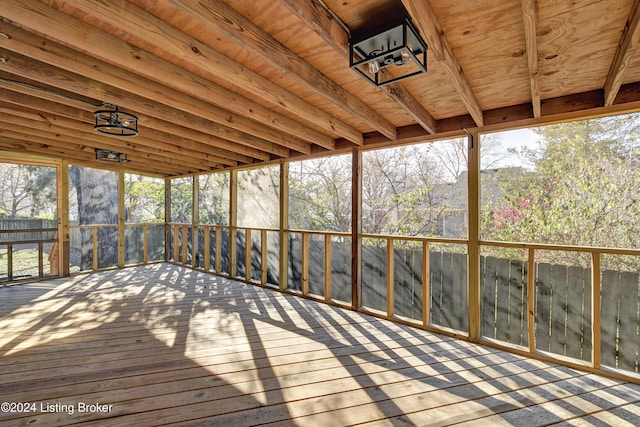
[484, 127, 539, 170]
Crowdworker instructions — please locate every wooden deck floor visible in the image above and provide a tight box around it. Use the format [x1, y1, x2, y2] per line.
[1, 264, 639, 426]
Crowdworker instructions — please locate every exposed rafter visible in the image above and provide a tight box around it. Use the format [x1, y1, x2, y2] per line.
[0, 0, 637, 177]
[521, 0, 541, 118]
[401, 0, 484, 127]
[604, 0, 640, 106]
[1, 0, 338, 152]
[280, 0, 437, 134]
[140, 0, 395, 140]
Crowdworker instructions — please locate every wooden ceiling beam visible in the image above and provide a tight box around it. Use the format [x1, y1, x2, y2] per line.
[0, 20, 301, 157]
[0, 137, 187, 175]
[280, 0, 437, 134]
[521, 0, 541, 118]
[137, 0, 394, 140]
[0, 86, 239, 167]
[0, 107, 226, 172]
[0, 48, 280, 161]
[402, 0, 484, 127]
[604, 0, 640, 106]
[0, 0, 328, 152]
[0, 129, 211, 174]
[15, 0, 355, 148]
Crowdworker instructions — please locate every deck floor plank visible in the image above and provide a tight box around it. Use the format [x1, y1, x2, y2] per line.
[0, 264, 639, 426]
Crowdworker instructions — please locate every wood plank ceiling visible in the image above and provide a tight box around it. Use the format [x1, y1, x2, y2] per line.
[1, 0, 640, 177]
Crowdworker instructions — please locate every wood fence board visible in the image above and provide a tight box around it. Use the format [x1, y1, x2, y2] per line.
[601, 269, 620, 368]
[430, 250, 444, 326]
[452, 252, 468, 332]
[583, 265, 593, 358]
[495, 257, 511, 343]
[508, 259, 527, 347]
[393, 248, 410, 318]
[550, 263, 569, 356]
[536, 263, 552, 353]
[481, 256, 497, 339]
[235, 229, 246, 278]
[330, 240, 351, 303]
[307, 237, 324, 296]
[362, 245, 386, 312]
[412, 248, 424, 321]
[565, 265, 590, 361]
[440, 252, 455, 329]
[617, 271, 639, 372]
[221, 228, 231, 274]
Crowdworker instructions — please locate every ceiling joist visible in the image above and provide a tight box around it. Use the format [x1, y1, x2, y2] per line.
[521, 0, 541, 118]
[604, 0, 640, 106]
[401, 0, 484, 127]
[0, 0, 638, 176]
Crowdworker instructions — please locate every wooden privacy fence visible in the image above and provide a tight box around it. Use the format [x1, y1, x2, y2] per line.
[294, 242, 640, 373]
[170, 226, 640, 374]
[0, 219, 58, 283]
[0, 219, 57, 242]
[481, 256, 639, 372]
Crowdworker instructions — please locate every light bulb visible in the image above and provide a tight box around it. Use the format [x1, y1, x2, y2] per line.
[368, 61, 380, 74]
[400, 49, 410, 65]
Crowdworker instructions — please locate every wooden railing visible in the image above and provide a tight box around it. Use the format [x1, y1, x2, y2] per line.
[285, 229, 352, 305]
[480, 240, 640, 375]
[168, 223, 640, 377]
[0, 227, 58, 283]
[358, 233, 468, 331]
[69, 223, 164, 273]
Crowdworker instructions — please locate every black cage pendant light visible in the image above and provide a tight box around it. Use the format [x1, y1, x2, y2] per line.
[94, 104, 139, 137]
[350, 18, 427, 87]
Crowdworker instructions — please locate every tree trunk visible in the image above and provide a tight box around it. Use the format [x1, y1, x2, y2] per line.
[70, 167, 118, 270]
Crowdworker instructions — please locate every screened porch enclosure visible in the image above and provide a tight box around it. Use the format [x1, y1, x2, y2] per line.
[3, 115, 640, 386]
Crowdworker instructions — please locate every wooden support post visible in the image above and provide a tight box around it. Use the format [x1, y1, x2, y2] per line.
[279, 161, 289, 291]
[192, 175, 199, 268]
[592, 251, 602, 369]
[352, 149, 362, 310]
[261, 229, 268, 284]
[324, 234, 332, 301]
[203, 225, 210, 271]
[245, 228, 252, 282]
[173, 224, 179, 263]
[38, 241, 44, 277]
[302, 232, 309, 295]
[59, 160, 70, 277]
[118, 171, 125, 269]
[143, 224, 149, 264]
[181, 225, 188, 266]
[7, 243, 13, 281]
[215, 227, 222, 272]
[92, 226, 98, 271]
[165, 179, 171, 262]
[467, 129, 481, 341]
[387, 238, 395, 317]
[229, 170, 238, 277]
[423, 241, 430, 327]
[528, 248, 536, 353]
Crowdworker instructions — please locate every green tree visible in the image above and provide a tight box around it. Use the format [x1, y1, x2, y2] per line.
[289, 155, 352, 232]
[125, 174, 165, 222]
[485, 114, 640, 267]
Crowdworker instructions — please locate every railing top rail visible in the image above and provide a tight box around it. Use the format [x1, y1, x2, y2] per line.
[69, 223, 119, 228]
[0, 239, 57, 245]
[481, 240, 640, 256]
[286, 228, 351, 237]
[361, 233, 468, 245]
[0, 228, 58, 233]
